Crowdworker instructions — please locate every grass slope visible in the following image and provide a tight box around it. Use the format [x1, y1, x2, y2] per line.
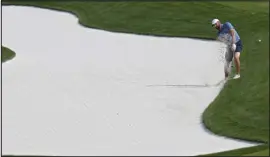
[244, 148, 269, 156]
[199, 144, 269, 156]
[2, 1, 269, 156]
[1, 46, 16, 63]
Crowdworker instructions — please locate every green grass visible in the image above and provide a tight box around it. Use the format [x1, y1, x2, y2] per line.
[216, 1, 269, 13]
[244, 148, 269, 156]
[199, 144, 269, 156]
[1, 46, 16, 63]
[2, 1, 269, 156]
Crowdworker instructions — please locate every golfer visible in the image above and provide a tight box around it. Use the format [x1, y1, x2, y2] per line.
[212, 19, 242, 79]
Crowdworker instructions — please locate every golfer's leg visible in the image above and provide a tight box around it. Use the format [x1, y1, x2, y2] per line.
[233, 40, 243, 77]
[234, 52, 241, 74]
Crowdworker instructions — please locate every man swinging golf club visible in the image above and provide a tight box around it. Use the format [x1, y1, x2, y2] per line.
[212, 18, 242, 79]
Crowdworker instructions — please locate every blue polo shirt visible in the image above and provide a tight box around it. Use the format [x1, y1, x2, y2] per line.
[217, 22, 240, 43]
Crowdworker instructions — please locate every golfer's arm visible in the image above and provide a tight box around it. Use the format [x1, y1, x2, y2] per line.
[230, 29, 235, 44]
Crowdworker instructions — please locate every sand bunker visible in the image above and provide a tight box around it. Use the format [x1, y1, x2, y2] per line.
[2, 6, 255, 156]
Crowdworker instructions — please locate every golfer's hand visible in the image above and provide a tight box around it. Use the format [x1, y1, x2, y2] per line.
[231, 43, 236, 51]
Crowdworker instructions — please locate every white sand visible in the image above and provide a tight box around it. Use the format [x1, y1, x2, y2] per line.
[2, 6, 255, 156]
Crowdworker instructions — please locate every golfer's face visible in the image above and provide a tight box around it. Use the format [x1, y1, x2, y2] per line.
[213, 23, 219, 29]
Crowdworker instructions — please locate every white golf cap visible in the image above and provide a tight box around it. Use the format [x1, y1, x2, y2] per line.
[211, 19, 219, 25]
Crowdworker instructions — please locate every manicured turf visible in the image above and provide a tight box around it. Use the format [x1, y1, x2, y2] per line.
[2, 1, 269, 156]
[1, 46, 16, 63]
[199, 144, 269, 156]
[244, 148, 269, 156]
